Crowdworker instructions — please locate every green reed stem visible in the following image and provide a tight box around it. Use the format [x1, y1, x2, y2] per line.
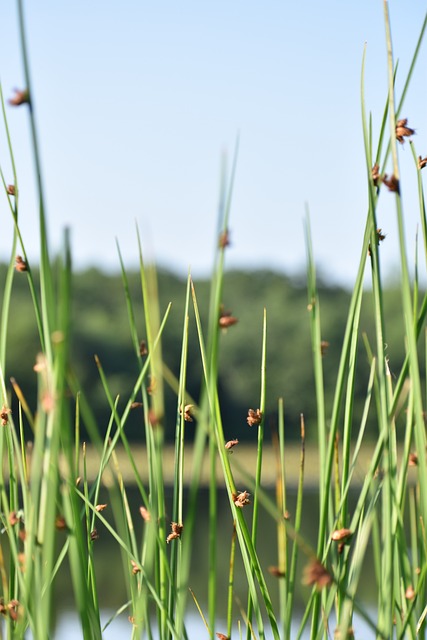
[245, 308, 267, 639]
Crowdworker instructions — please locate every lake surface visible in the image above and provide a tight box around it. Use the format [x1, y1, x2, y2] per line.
[52, 609, 377, 639]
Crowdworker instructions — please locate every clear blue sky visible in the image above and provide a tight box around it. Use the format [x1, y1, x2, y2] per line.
[1, 1, 427, 285]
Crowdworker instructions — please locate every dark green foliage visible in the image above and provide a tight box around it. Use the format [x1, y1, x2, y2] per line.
[2, 264, 414, 442]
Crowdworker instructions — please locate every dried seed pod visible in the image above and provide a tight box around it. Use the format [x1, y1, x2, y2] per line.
[218, 229, 231, 249]
[331, 528, 352, 543]
[320, 341, 329, 356]
[247, 408, 262, 427]
[139, 506, 151, 521]
[303, 558, 332, 590]
[219, 314, 238, 329]
[233, 490, 250, 508]
[180, 404, 194, 422]
[405, 585, 415, 600]
[9, 89, 29, 106]
[55, 516, 67, 531]
[9, 512, 19, 526]
[131, 560, 141, 575]
[0, 405, 11, 426]
[371, 163, 380, 185]
[139, 340, 148, 356]
[15, 256, 28, 272]
[395, 118, 415, 144]
[409, 453, 418, 466]
[382, 174, 399, 193]
[167, 521, 183, 543]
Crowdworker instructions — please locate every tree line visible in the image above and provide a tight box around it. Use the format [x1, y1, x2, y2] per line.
[2, 265, 414, 442]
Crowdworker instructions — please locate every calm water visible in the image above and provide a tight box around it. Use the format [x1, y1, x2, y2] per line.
[52, 610, 377, 639]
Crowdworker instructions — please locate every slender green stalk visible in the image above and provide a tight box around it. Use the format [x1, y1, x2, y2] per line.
[169, 276, 191, 637]
[245, 309, 267, 639]
[273, 398, 287, 635]
[286, 415, 305, 640]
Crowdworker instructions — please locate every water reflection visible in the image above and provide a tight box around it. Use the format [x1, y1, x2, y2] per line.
[53, 610, 377, 639]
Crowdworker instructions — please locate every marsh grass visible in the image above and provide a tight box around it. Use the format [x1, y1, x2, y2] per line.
[1, 1, 427, 638]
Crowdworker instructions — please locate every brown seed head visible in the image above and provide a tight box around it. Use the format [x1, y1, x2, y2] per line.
[167, 521, 183, 543]
[90, 528, 99, 541]
[55, 515, 67, 531]
[216, 634, 230, 640]
[396, 118, 415, 144]
[9, 89, 29, 106]
[405, 585, 415, 600]
[95, 504, 107, 512]
[131, 560, 141, 575]
[0, 405, 11, 426]
[303, 558, 332, 590]
[15, 256, 27, 272]
[418, 156, 427, 170]
[130, 401, 143, 409]
[268, 566, 286, 578]
[382, 173, 400, 193]
[180, 404, 194, 422]
[6, 599, 20, 621]
[218, 229, 231, 249]
[409, 452, 418, 466]
[9, 511, 20, 526]
[371, 163, 380, 185]
[377, 229, 386, 243]
[233, 490, 251, 508]
[225, 438, 239, 450]
[6, 185, 15, 196]
[219, 314, 238, 329]
[247, 408, 262, 427]
[331, 528, 352, 543]
[139, 340, 148, 356]
[139, 506, 151, 521]
[320, 341, 329, 357]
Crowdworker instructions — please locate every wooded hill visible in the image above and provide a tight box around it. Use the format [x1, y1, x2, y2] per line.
[3, 265, 415, 442]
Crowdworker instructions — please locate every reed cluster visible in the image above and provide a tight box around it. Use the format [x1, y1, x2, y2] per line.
[0, 2, 427, 638]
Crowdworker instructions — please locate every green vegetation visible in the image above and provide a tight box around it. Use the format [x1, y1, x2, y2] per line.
[0, 1, 427, 639]
[0, 264, 414, 443]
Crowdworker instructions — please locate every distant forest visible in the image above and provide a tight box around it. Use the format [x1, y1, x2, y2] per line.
[2, 265, 417, 442]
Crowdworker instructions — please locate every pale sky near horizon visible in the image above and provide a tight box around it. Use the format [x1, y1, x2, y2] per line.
[1, 1, 427, 286]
